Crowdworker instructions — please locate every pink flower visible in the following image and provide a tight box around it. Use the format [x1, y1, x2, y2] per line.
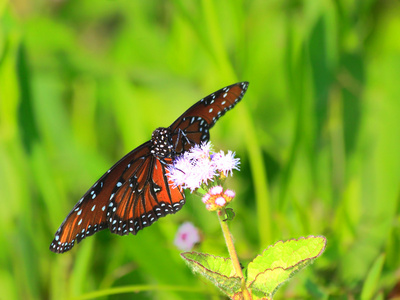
[215, 197, 226, 206]
[224, 189, 236, 201]
[174, 222, 201, 251]
[201, 185, 236, 211]
[209, 185, 223, 195]
[202, 193, 211, 203]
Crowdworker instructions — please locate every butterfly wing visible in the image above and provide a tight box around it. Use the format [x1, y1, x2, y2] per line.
[106, 156, 185, 235]
[50, 141, 152, 253]
[169, 82, 249, 154]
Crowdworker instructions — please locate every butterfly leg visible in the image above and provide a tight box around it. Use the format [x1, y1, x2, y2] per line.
[175, 128, 193, 150]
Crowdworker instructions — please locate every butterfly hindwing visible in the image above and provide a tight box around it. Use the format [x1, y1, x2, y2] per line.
[50, 142, 152, 253]
[107, 156, 185, 235]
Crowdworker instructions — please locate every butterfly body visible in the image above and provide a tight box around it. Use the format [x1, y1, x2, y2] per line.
[150, 127, 175, 158]
[50, 82, 249, 253]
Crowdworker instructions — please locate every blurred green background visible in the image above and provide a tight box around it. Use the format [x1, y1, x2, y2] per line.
[1, 0, 400, 299]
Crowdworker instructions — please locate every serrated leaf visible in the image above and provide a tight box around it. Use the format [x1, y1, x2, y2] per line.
[249, 267, 290, 299]
[181, 252, 242, 296]
[247, 236, 327, 298]
[232, 292, 271, 300]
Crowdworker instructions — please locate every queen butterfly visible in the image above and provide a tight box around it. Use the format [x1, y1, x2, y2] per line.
[50, 81, 249, 253]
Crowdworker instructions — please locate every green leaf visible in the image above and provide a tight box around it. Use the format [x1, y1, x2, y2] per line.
[247, 236, 327, 298]
[181, 252, 242, 297]
[224, 208, 236, 221]
[361, 254, 385, 300]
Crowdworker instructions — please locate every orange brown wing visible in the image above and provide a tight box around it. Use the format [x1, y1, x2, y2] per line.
[169, 82, 249, 154]
[106, 156, 185, 235]
[50, 141, 154, 253]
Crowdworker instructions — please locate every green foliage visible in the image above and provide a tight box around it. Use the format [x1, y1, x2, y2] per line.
[182, 236, 326, 299]
[361, 254, 386, 300]
[181, 252, 242, 296]
[247, 236, 326, 299]
[1, 0, 400, 299]
[223, 208, 236, 221]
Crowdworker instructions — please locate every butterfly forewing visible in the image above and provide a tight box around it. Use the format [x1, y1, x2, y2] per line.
[169, 82, 249, 154]
[50, 81, 248, 254]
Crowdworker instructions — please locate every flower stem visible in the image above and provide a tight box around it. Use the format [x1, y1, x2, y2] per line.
[217, 210, 252, 300]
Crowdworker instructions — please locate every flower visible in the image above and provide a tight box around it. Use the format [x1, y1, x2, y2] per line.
[209, 185, 223, 195]
[212, 150, 240, 176]
[174, 222, 201, 251]
[202, 193, 211, 203]
[215, 197, 226, 206]
[167, 155, 193, 188]
[202, 185, 236, 211]
[167, 142, 216, 191]
[187, 142, 213, 161]
[224, 189, 236, 199]
[167, 142, 240, 192]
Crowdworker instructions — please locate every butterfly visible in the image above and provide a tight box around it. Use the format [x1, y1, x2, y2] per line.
[50, 81, 249, 253]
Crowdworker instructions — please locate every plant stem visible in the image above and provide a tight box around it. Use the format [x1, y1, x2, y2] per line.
[217, 210, 252, 300]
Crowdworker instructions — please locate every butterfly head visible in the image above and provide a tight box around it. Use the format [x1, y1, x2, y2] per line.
[151, 127, 174, 158]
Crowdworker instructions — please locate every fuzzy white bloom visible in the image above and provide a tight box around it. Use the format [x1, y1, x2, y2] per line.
[167, 142, 240, 192]
[212, 150, 240, 176]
